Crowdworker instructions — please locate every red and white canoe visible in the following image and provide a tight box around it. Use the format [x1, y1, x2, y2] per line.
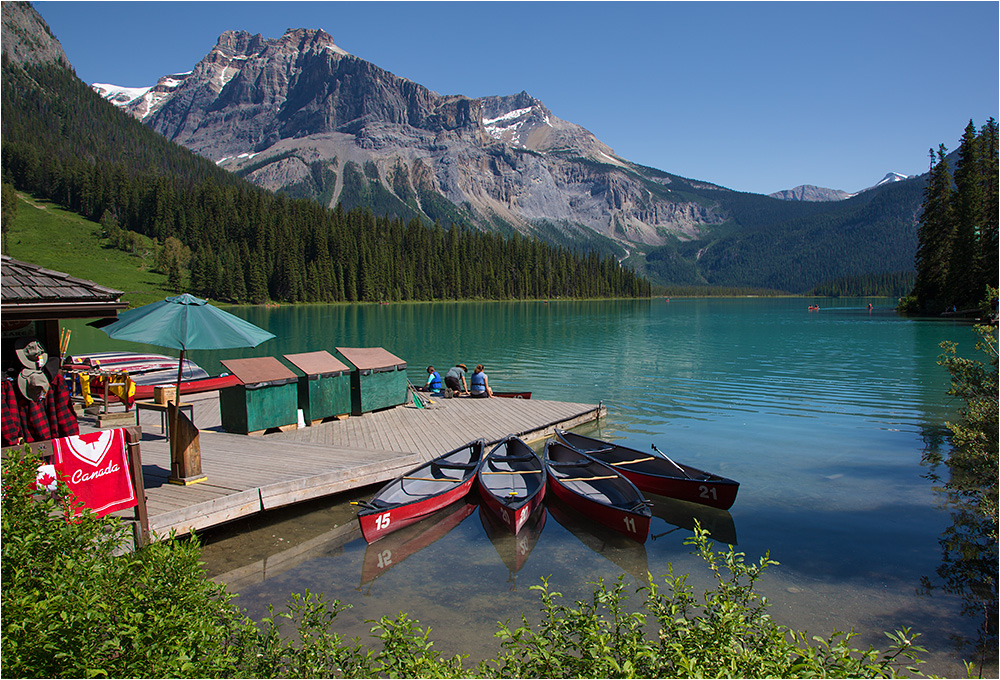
[476, 436, 546, 534]
[71, 352, 208, 380]
[356, 439, 485, 544]
[68, 352, 239, 400]
[555, 430, 740, 510]
[544, 439, 651, 542]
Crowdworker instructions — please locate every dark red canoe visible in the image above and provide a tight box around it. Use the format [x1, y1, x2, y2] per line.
[544, 440, 651, 542]
[356, 439, 485, 543]
[555, 430, 739, 510]
[476, 436, 546, 534]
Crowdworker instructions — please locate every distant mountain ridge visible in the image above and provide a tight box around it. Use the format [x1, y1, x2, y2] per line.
[770, 172, 911, 202]
[20, 16, 923, 292]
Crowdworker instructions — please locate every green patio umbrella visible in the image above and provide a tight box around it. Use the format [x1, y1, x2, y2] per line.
[100, 293, 275, 482]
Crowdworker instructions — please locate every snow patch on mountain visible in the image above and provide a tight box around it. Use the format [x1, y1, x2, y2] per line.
[874, 172, 909, 187]
[92, 83, 150, 106]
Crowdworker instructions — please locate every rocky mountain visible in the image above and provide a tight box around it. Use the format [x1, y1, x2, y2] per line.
[94, 28, 732, 252]
[770, 172, 912, 202]
[12, 5, 922, 293]
[769, 185, 855, 202]
[1, 0, 69, 68]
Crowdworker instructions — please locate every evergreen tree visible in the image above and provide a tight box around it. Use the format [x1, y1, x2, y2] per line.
[913, 146, 955, 312]
[948, 122, 983, 309]
[978, 118, 999, 293]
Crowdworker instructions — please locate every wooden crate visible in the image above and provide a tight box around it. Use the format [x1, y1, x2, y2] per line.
[283, 351, 352, 423]
[219, 357, 298, 434]
[335, 347, 408, 416]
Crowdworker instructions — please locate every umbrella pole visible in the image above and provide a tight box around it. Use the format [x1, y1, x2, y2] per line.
[168, 349, 206, 485]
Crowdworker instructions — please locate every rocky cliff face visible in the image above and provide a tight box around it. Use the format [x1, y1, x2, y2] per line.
[769, 185, 854, 202]
[96, 28, 730, 248]
[2, 1, 69, 68]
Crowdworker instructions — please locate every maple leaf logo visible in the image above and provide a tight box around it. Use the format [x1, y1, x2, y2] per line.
[35, 464, 58, 492]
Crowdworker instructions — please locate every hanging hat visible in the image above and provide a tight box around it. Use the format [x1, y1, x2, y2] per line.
[17, 369, 50, 402]
[14, 337, 48, 370]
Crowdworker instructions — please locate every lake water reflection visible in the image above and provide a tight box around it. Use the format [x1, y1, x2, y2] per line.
[65, 298, 993, 675]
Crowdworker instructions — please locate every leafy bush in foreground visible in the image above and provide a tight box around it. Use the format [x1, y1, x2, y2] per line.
[3, 450, 930, 678]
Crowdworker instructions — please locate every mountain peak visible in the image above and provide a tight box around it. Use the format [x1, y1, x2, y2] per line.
[873, 171, 908, 187]
[275, 27, 350, 57]
[769, 185, 854, 202]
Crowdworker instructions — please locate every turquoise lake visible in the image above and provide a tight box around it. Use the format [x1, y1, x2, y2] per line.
[64, 298, 994, 675]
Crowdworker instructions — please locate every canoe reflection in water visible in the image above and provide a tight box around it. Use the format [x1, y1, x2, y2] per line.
[358, 498, 478, 593]
[479, 504, 547, 590]
[645, 493, 738, 546]
[546, 497, 650, 583]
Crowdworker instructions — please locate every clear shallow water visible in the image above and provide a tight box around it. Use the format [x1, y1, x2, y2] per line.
[65, 298, 993, 674]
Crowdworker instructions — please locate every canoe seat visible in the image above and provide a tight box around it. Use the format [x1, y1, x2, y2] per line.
[547, 459, 591, 468]
[433, 461, 478, 470]
[491, 453, 535, 462]
[580, 446, 615, 455]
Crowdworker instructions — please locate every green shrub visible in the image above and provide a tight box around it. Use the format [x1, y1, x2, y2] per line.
[1, 448, 250, 677]
[485, 525, 928, 678]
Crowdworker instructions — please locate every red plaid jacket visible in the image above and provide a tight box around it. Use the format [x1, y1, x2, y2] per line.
[2, 374, 79, 446]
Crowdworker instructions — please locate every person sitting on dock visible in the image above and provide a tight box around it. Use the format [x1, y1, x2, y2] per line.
[444, 363, 468, 398]
[469, 364, 493, 398]
[420, 366, 443, 395]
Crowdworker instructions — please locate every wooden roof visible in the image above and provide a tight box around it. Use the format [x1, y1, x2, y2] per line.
[1, 256, 127, 320]
[335, 346, 406, 371]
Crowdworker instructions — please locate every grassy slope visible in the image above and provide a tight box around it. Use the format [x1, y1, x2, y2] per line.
[5, 192, 168, 308]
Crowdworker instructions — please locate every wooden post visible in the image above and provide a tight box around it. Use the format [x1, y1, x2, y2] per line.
[122, 426, 150, 547]
[167, 403, 206, 485]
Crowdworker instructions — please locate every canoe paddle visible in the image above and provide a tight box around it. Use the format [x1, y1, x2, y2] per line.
[651, 444, 694, 479]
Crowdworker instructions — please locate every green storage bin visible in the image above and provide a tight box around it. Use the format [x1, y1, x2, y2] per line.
[283, 351, 352, 423]
[335, 346, 408, 415]
[219, 357, 299, 434]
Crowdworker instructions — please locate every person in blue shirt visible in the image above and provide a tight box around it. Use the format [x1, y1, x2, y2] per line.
[420, 366, 443, 395]
[469, 364, 493, 398]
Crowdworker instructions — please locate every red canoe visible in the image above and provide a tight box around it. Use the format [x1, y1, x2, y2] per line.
[555, 430, 740, 510]
[356, 439, 485, 544]
[69, 352, 239, 401]
[544, 439, 651, 542]
[476, 436, 546, 534]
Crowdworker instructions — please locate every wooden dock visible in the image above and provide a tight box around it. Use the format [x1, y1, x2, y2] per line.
[83, 393, 604, 541]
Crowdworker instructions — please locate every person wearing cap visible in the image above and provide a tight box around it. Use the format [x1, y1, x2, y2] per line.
[444, 363, 468, 398]
[469, 364, 493, 398]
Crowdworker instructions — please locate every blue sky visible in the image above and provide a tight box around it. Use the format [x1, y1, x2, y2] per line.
[33, 1, 999, 195]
